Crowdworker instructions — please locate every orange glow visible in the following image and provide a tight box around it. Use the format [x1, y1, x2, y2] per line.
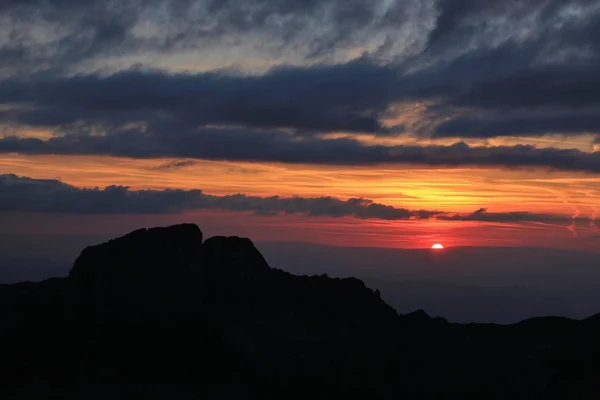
[1, 153, 600, 252]
[2, 211, 598, 252]
[431, 244, 444, 249]
[1, 154, 599, 218]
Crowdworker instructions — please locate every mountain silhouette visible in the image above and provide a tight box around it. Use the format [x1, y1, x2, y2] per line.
[1, 224, 600, 399]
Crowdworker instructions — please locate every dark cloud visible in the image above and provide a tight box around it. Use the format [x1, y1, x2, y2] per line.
[439, 207, 563, 223]
[0, 60, 397, 134]
[434, 108, 600, 138]
[1, 0, 600, 140]
[411, 1, 600, 137]
[1, 128, 600, 173]
[401, 33, 600, 112]
[0, 174, 582, 225]
[2, 42, 599, 138]
[2, 39, 600, 140]
[154, 160, 198, 170]
[0, 173, 438, 218]
[443, 62, 600, 110]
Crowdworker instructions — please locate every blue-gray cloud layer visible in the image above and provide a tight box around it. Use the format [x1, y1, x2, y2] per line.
[1, 0, 600, 153]
[0, 61, 397, 134]
[0, 0, 430, 76]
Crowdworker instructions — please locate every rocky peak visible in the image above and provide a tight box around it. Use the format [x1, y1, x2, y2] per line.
[69, 223, 204, 283]
[68, 224, 273, 287]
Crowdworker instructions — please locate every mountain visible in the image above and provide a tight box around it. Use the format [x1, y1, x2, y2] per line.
[3, 236, 600, 323]
[1, 224, 600, 399]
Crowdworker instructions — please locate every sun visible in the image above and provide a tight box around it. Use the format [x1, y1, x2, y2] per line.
[431, 243, 444, 249]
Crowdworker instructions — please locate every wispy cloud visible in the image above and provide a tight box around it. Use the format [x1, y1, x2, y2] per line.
[153, 160, 198, 170]
[0, 0, 434, 76]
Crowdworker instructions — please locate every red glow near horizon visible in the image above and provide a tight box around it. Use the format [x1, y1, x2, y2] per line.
[2, 210, 599, 253]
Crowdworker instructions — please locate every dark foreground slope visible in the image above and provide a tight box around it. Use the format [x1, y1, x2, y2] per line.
[1, 224, 599, 399]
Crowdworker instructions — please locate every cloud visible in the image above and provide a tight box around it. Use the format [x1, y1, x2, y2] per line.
[2, 0, 592, 77]
[0, 174, 582, 225]
[2, 42, 600, 138]
[426, 0, 599, 50]
[410, 2, 600, 136]
[2, 127, 600, 172]
[439, 59, 600, 110]
[439, 207, 560, 223]
[1, 0, 600, 141]
[0, 173, 434, 217]
[0, 0, 432, 76]
[154, 160, 198, 170]
[433, 108, 600, 138]
[0, 61, 399, 134]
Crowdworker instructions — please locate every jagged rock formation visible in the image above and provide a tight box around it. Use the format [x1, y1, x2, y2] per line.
[1, 224, 600, 399]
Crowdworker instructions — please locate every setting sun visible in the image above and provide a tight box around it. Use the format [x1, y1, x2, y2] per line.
[431, 244, 444, 249]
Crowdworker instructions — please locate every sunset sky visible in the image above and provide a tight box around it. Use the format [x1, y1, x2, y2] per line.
[1, 0, 600, 251]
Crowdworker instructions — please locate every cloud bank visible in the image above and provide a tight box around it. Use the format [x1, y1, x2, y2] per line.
[1, 130, 600, 173]
[0, 174, 587, 225]
[0, 0, 599, 160]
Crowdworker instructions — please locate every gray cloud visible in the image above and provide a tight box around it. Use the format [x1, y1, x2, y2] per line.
[0, 173, 438, 217]
[2, 41, 600, 138]
[1, 128, 600, 173]
[442, 60, 600, 110]
[0, 60, 398, 134]
[434, 108, 600, 138]
[0, 174, 582, 225]
[410, 2, 600, 137]
[426, 0, 598, 49]
[0, 0, 431, 76]
[1, 0, 600, 141]
[154, 160, 198, 170]
[2, 0, 592, 76]
[439, 207, 560, 223]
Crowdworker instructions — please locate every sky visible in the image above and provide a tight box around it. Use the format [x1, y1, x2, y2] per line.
[1, 0, 600, 251]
